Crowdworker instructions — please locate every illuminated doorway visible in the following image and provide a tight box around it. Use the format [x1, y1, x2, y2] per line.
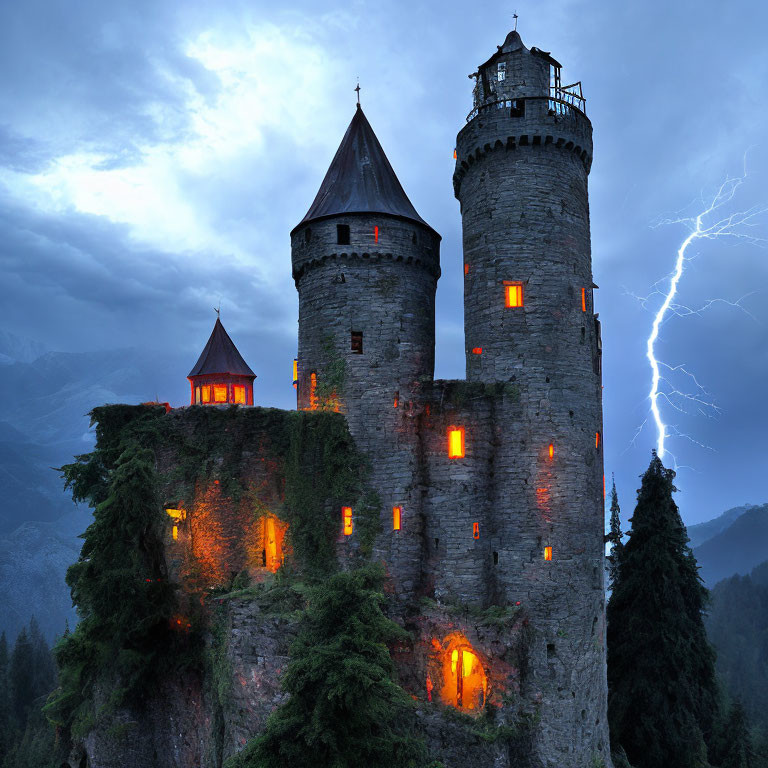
[261, 515, 287, 573]
[439, 641, 487, 711]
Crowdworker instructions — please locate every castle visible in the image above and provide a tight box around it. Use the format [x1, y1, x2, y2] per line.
[76, 27, 610, 768]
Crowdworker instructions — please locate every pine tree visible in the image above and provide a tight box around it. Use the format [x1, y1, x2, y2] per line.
[226, 565, 426, 768]
[715, 700, 755, 768]
[0, 631, 11, 760]
[9, 629, 35, 727]
[45, 442, 177, 734]
[607, 475, 623, 587]
[607, 453, 718, 768]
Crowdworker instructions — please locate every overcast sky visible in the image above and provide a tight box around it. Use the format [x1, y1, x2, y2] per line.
[1, 0, 767, 526]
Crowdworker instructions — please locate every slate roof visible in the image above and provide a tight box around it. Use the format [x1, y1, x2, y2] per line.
[188, 318, 256, 378]
[295, 105, 433, 232]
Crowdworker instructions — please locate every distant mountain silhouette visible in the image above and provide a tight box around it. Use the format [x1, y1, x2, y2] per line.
[686, 503, 757, 549]
[693, 505, 768, 586]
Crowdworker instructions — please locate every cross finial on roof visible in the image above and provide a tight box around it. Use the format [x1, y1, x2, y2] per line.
[355, 81, 361, 107]
[214, 305, 220, 319]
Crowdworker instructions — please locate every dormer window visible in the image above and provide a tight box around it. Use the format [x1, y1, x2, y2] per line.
[337, 224, 350, 245]
[497, 62, 506, 82]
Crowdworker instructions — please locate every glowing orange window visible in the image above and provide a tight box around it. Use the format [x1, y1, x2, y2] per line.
[441, 644, 487, 711]
[195, 387, 201, 404]
[262, 515, 288, 572]
[544, 546, 553, 561]
[172, 525, 178, 540]
[213, 384, 228, 403]
[293, 359, 298, 388]
[201, 385, 211, 403]
[342, 506, 353, 536]
[471, 347, 482, 355]
[472, 522, 480, 539]
[581, 287, 587, 312]
[393, 506, 401, 531]
[595, 431, 601, 449]
[505, 282, 523, 308]
[448, 427, 465, 459]
[374, 225, 379, 243]
[309, 372, 318, 410]
[464, 263, 469, 275]
[233, 385, 246, 404]
[453, 148, 457, 159]
[393, 391, 399, 408]
[548, 443, 554, 459]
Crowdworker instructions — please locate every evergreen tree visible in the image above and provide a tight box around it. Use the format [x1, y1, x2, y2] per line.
[607, 453, 718, 768]
[607, 475, 624, 587]
[0, 631, 11, 760]
[226, 565, 426, 768]
[45, 442, 177, 734]
[718, 701, 754, 768]
[9, 630, 35, 727]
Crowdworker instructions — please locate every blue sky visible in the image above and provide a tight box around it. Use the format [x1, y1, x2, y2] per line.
[1, 0, 767, 526]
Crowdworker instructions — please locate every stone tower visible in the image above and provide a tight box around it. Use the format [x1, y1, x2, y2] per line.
[291, 105, 441, 592]
[453, 29, 609, 765]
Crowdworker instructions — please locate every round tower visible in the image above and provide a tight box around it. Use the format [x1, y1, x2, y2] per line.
[454, 30, 610, 766]
[291, 104, 440, 590]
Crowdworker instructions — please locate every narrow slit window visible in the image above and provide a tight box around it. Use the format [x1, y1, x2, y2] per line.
[581, 287, 587, 312]
[453, 148, 457, 159]
[595, 431, 600, 449]
[293, 359, 298, 388]
[342, 507, 353, 536]
[233, 385, 246, 404]
[548, 443, 554, 459]
[201, 385, 211, 404]
[544, 546, 553, 561]
[309, 372, 318, 410]
[195, 387, 201, 404]
[393, 391, 399, 408]
[497, 62, 506, 81]
[393, 506, 401, 531]
[374, 225, 379, 243]
[351, 331, 363, 354]
[213, 384, 228, 403]
[493, 551, 499, 565]
[448, 427, 465, 459]
[464, 263, 469, 275]
[172, 525, 178, 540]
[473, 522, 480, 539]
[337, 224, 350, 245]
[504, 282, 524, 308]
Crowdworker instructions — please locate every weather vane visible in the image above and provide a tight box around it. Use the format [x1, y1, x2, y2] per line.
[214, 305, 220, 319]
[513, 11, 518, 31]
[355, 81, 361, 106]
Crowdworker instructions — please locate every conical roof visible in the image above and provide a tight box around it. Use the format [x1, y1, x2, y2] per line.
[188, 318, 255, 378]
[295, 105, 432, 232]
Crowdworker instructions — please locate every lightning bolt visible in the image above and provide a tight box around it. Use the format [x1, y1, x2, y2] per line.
[644, 161, 768, 460]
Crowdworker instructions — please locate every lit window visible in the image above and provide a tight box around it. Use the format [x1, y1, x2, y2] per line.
[473, 522, 480, 539]
[351, 331, 363, 354]
[213, 384, 228, 403]
[201, 385, 211, 403]
[172, 525, 178, 540]
[262, 515, 288, 573]
[195, 387, 201, 404]
[293, 359, 298, 388]
[441, 643, 487, 710]
[464, 263, 469, 275]
[342, 506, 353, 536]
[233, 385, 246, 404]
[471, 347, 482, 355]
[310, 372, 318, 410]
[544, 546, 553, 561]
[393, 506, 401, 531]
[581, 287, 587, 312]
[448, 427, 465, 459]
[595, 431, 600, 449]
[166, 508, 185, 520]
[393, 391, 399, 408]
[504, 282, 523, 308]
[497, 62, 506, 81]
[337, 224, 350, 245]
[453, 148, 457, 159]
[548, 443, 554, 459]
[374, 225, 379, 243]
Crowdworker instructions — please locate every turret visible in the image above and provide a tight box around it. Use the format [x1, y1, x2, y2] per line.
[187, 317, 256, 405]
[291, 104, 441, 432]
[454, 29, 610, 766]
